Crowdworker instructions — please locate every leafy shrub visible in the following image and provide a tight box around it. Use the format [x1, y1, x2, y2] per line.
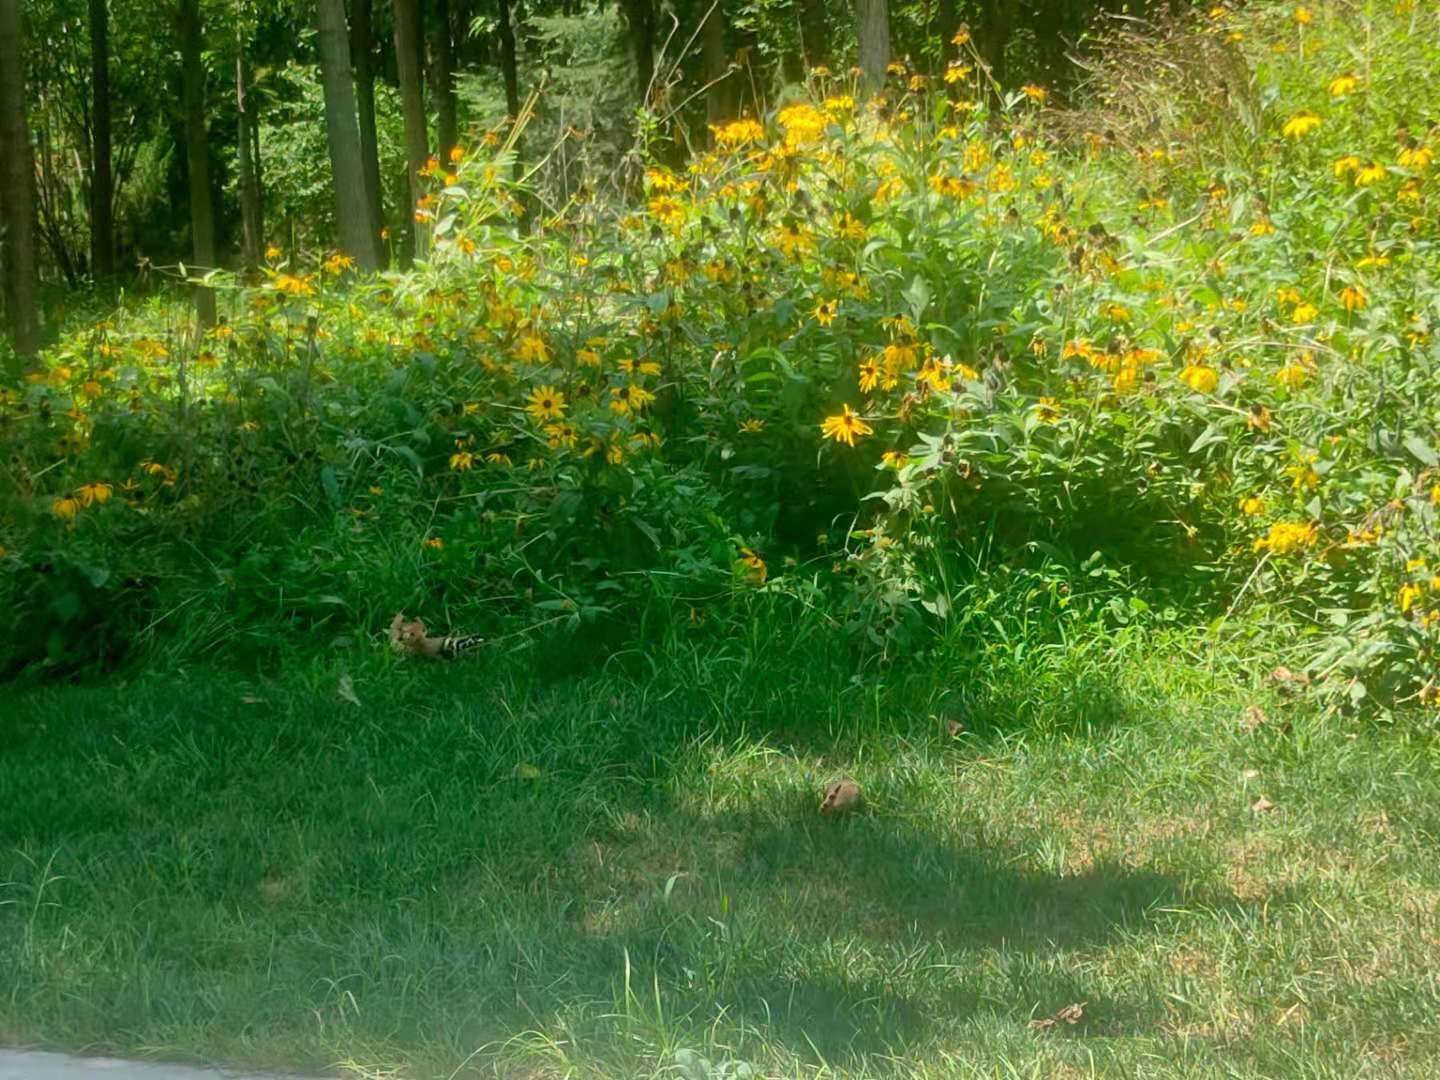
[2, 1, 1437, 708]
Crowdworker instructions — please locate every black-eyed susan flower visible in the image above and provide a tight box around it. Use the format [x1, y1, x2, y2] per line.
[525, 385, 566, 422]
[821, 404, 873, 447]
[1282, 111, 1322, 138]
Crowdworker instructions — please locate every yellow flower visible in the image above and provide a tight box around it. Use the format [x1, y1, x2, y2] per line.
[52, 496, 83, 520]
[1282, 112, 1322, 139]
[1239, 495, 1265, 516]
[264, 244, 282, 261]
[881, 450, 909, 469]
[820, 404, 873, 447]
[544, 422, 577, 449]
[776, 103, 827, 147]
[1398, 145, 1434, 170]
[1291, 302, 1319, 323]
[449, 451, 474, 471]
[1036, 397, 1061, 422]
[323, 253, 354, 274]
[1179, 364, 1219, 393]
[609, 383, 656, 416]
[943, 63, 972, 84]
[1354, 161, 1386, 186]
[1248, 404, 1272, 432]
[1293, 6, 1313, 24]
[1399, 583, 1423, 613]
[1339, 285, 1367, 312]
[75, 482, 113, 506]
[1327, 73, 1358, 97]
[576, 347, 601, 368]
[1334, 154, 1362, 178]
[951, 27, 970, 45]
[813, 299, 839, 326]
[647, 195, 685, 226]
[516, 332, 550, 364]
[712, 117, 765, 148]
[739, 418, 765, 433]
[1276, 362, 1312, 389]
[525, 385, 567, 422]
[1254, 521, 1318, 555]
[858, 358, 881, 394]
[738, 547, 767, 585]
[423, 537, 444, 549]
[1020, 84, 1047, 103]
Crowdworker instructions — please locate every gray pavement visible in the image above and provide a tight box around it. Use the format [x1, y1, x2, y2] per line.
[0, 1049, 320, 1080]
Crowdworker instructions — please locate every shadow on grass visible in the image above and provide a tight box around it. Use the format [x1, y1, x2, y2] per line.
[0, 648, 1254, 1073]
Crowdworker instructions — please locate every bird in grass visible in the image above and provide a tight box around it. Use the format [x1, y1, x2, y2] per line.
[387, 613, 486, 658]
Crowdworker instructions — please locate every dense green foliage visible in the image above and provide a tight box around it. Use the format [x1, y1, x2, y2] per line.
[2, 1, 1437, 717]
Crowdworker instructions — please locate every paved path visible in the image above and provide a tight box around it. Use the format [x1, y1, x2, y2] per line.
[0, 1049, 320, 1079]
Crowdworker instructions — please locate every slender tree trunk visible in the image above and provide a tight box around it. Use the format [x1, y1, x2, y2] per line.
[619, 0, 655, 105]
[855, 0, 890, 94]
[317, 0, 378, 270]
[981, 0, 1016, 87]
[429, 0, 458, 164]
[936, 0, 959, 67]
[177, 0, 216, 327]
[702, 0, 730, 137]
[235, 48, 264, 270]
[350, 0, 385, 264]
[798, 0, 826, 73]
[496, 0, 520, 122]
[392, 0, 429, 259]
[88, 0, 114, 281]
[0, 0, 41, 368]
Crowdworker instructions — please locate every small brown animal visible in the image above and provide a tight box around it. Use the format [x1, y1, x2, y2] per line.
[819, 778, 863, 816]
[388, 613, 486, 658]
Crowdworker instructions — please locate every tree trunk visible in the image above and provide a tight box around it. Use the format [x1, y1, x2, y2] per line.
[88, 0, 115, 281]
[177, 0, 216, 327]
[496, 0, 521, 183]
[235, 48, 264, 270]
[618, 0, 655, 106]
[496, 0, 520, 121]
[855, 0, 890, 94]
[703, 0, 730, 134]
[981, 0, 1016, 87]
[798, 0, 826, 73]
[429, 0, 458, 164]
[350, 0, 385, 264]
[392, 0, 429, 259]
[936, 0, 959, 68]
[0, 0, 41, 367]
[317, 0, 379, 271]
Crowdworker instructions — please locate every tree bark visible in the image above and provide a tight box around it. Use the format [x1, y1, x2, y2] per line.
[392, 0, 429, 259]
[0, 0, 41, 367]
[235, 48, 264, 270]
[618, 0, 655, 106]
[88, 0, 115, 281]
[798, 0, 826, 73]
[317, 0, 379, 271]
[350, 0, 385, 264]
[981, 0, 1016, 87]
[177, 0, 216, 327]
[855, 0, 890, 94]
[429, 0, 458, 164]
[702, 0, 730, 134]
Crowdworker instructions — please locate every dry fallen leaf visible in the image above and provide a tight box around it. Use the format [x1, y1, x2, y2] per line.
[1241, 768, 1259, 781]
[1252, 797, 1275, 813]
[1029, 1002, 1086, 1030]
[820, 778, 862, 816]
[1270, 666, 1311, 695]
[1240, 704, 1268, 731]
[946, 717, 966, 738]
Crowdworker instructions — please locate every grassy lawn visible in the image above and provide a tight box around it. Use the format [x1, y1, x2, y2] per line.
[4, 629, 1440, 1079]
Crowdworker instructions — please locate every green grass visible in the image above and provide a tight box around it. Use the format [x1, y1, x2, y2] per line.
[4, 621, 1440, 1079]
